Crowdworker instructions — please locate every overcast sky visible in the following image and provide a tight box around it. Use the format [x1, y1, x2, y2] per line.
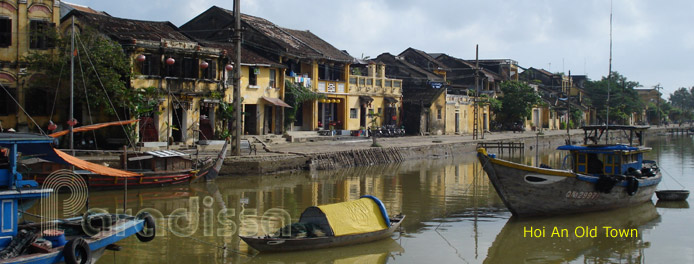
[66, 0, 694, 98]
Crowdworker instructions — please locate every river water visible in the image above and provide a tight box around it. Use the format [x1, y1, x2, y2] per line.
[59, 134, 693, 263]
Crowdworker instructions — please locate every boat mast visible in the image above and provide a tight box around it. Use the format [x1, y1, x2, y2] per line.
[606, 0, 613, 144]
[70, 17, 75, 154]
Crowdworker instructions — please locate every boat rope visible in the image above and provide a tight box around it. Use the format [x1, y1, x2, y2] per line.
[18, 210, 67, 221]
[434, 221, 469, 263]
[0, 82, 46, 135]
[76, 35, 136, 148]
[49, 43, 68, 123]
[158, 224, 257, 258]
[657, 166, 686, 189]
[76, 47, 99, 150]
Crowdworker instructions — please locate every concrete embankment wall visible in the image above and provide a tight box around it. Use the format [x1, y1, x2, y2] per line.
[221, 132, 577, 175]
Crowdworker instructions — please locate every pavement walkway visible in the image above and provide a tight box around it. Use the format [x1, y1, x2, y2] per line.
[241, 129, 586, 158]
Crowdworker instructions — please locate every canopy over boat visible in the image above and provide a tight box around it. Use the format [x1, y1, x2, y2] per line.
[298, 196, 390, 237]
[1, 132, 140, 177]
[580, 125, 649, 146]
[557, 145, 639, 152]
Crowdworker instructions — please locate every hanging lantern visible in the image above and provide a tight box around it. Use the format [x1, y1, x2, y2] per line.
[225, 64, 233, 71]
[136, 54, 146, 62]
[200, 61, 209, 69]
[67, 118, 78, 127]
[47, 121, 57, 131]
[319, 99, 325, 103]
[166, 57, 175, 65]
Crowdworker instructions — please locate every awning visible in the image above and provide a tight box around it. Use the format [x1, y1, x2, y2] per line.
[384, 97, 398, 104]
[359, 96, 374, 104]
[54, 149, 142, 177]
[261, 96, 292, 108]
[49, 120, 139, 138]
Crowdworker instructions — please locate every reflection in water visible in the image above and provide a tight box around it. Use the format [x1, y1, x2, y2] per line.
[243, 238, 404, 264]
[655, 200, 689, 209]
[484, 202, 660, 264]
[43, 135, 693, 263]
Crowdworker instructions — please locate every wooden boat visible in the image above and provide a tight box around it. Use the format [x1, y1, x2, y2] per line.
[477, 125, 662, 217]
[655, 190, 689, 201]
[240, 196, 404, 253]
[0, 132, 155, 264]
[21, 134, 229, 190]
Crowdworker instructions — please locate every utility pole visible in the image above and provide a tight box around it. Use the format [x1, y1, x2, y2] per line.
[567, 71, 571, 143]
[655, 84, 662, 126]
[473, 45, 479, 140]
[231, 0, 242, 155]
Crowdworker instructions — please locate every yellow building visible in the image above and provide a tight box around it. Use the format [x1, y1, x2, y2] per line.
[62, 9, 288, 148]
[445, 94, 490, 135]
[181, 7, 403, 133]
[0, 0, 61, 132]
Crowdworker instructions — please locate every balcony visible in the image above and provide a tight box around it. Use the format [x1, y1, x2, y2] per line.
[317, 80, 346, 94]
[348, 75, 402, 96]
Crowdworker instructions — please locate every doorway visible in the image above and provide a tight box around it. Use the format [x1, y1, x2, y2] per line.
[264, 105, 272, 135]
[455, 112, 460, 133]
[172, 107, 184, 142]
[244, 104, 258, 135]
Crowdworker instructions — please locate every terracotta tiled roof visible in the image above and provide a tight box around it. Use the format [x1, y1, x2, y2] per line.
[214, 7, 352, 62]
[281, 28, 353, 62]
[399, 48, 449, 71]
[63, 10, 191, 43]
[197, 40, 284, 68]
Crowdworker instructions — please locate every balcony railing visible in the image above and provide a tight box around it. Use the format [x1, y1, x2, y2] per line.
[317, 80, 346, 94]
[348, 75, 402, 95]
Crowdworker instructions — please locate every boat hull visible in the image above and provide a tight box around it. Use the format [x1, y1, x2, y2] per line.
[3, 215, 144, 264]
[240, 216, 404, 253]
[477, 153, 661, 217]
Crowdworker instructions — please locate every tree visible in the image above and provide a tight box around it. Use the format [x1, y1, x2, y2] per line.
[584, 72, 643, 124]
[283, 80, 325, 129]
[494, 81, 541, 127]
[669, 87, 694, 111]
[25, 27, 132, 119]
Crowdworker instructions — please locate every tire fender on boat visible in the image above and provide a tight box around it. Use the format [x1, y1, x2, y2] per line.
[626, 176, 639, 196]
[81, 212, 112, 237]
[63, 238, 91, 264]
[136, 212, 156, 242]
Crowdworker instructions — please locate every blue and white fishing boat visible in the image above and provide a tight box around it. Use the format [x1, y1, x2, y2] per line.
[477, 125, 662, 217]
[0, 132, 155, 264]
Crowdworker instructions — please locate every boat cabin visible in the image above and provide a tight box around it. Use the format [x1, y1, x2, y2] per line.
[124, 150, 193, 172]
[559, 125, 656, 177]
[0, 133, 54, 249]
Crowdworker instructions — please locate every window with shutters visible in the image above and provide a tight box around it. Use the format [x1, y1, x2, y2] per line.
[0, 18, 11, 48]
[140, 54, 160, 76]
[202, 59, 216, 79]
[0, 88, 16, 115]
[29, 20, 55, 50]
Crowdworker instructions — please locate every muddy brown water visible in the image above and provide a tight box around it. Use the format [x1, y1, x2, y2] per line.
[31, 135, 694, 263]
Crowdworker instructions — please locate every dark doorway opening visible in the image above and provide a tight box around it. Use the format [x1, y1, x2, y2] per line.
[244, 104, 258, 135]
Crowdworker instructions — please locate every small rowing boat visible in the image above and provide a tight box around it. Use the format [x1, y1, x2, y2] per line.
[240, 195, 404, 253]
[477, 125, 662, 217]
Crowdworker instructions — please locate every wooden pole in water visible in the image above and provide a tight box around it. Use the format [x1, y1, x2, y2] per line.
[123, 145, 128, 211]
[231, 0, 242, 155]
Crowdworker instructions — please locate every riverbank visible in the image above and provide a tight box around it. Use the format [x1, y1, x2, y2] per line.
[221, 127, 677, 175]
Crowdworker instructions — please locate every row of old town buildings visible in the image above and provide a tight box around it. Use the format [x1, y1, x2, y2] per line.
[0, 1, 659, 148]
